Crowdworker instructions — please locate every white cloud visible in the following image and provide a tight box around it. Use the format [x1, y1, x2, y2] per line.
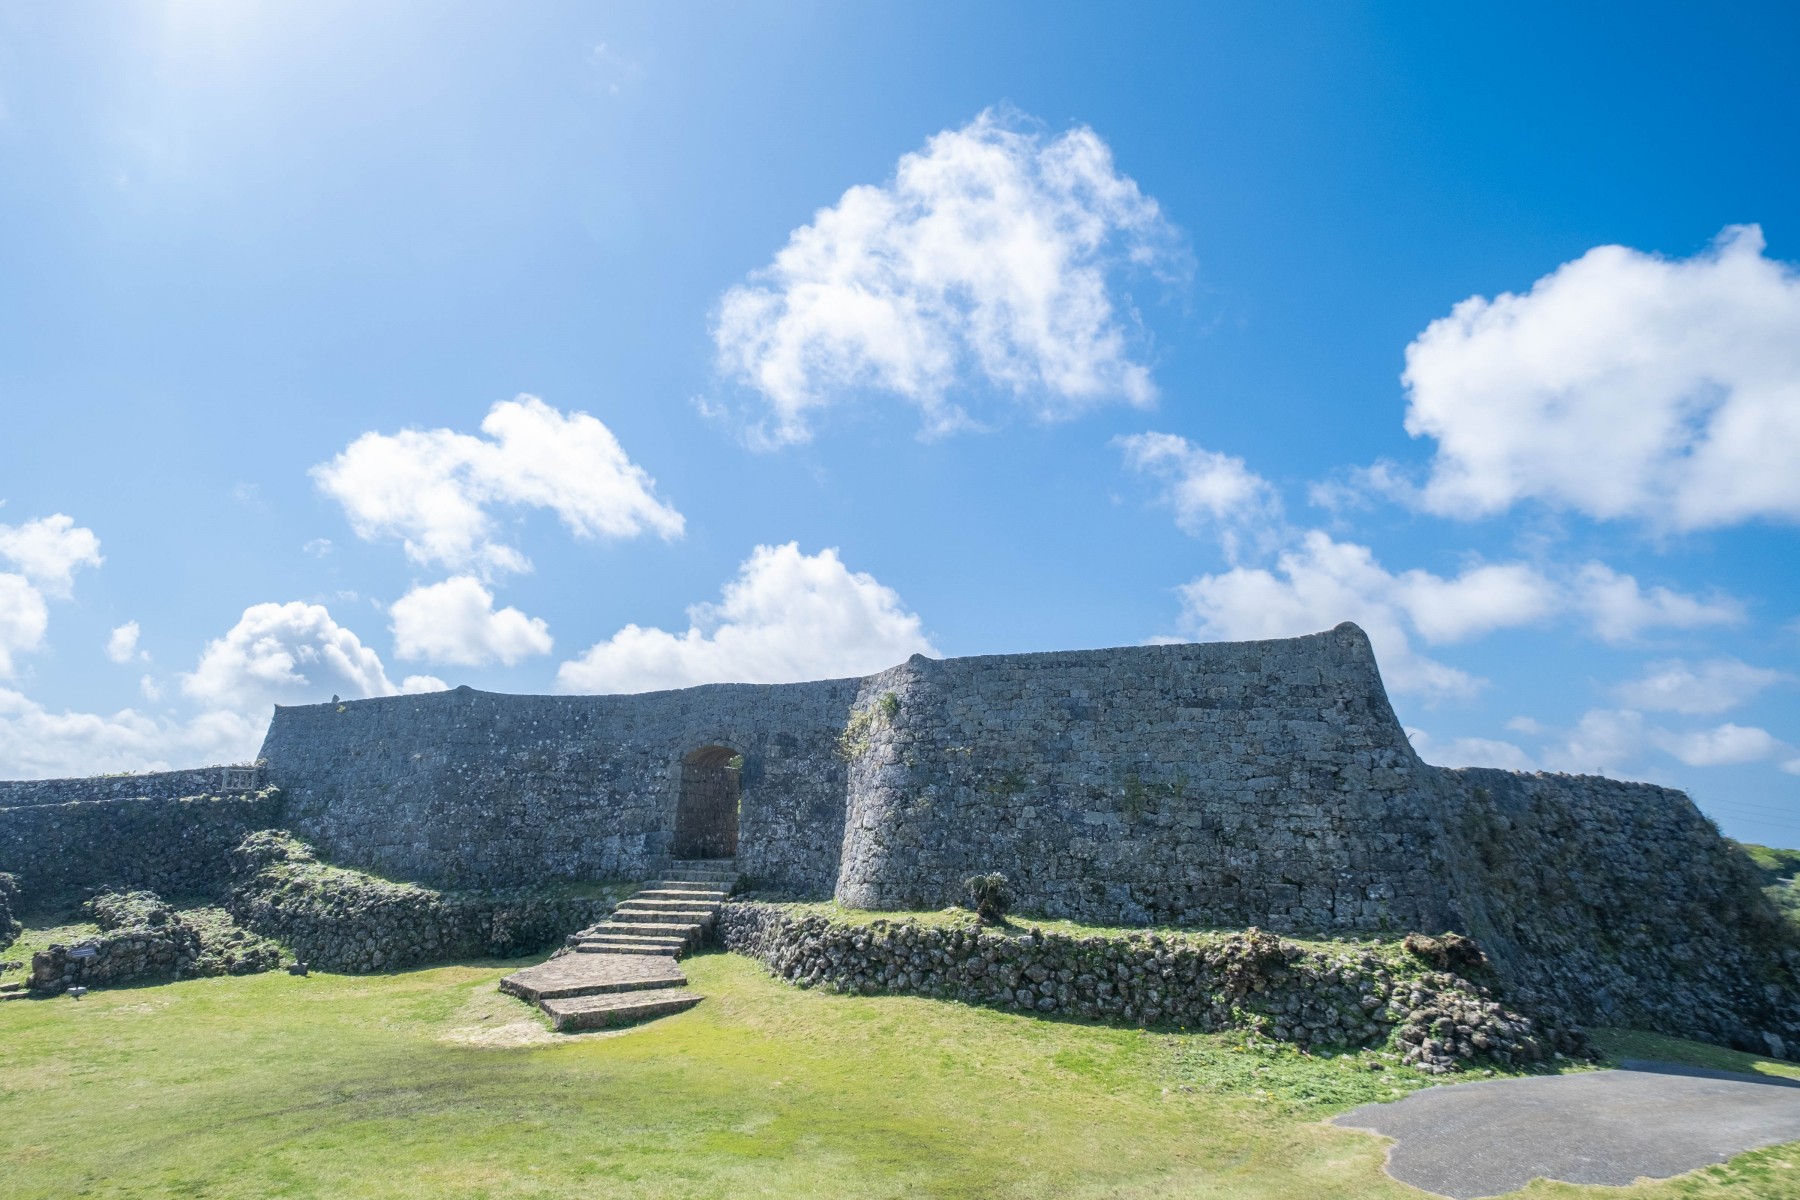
[1173, 530, 1557, 699]
[557, 543, 936, 694]
[1572, 562, 1742, 643]
[1406, 727, 1537, 771]
[1401, 225, 1800, 529]
[0, 513, 103, 597]
[400, 674, 450, 693]
[312, 395, 683, 575]
[714, 109, 1180, 444]
[389, 576, 553, 667]
[1651, 722, 1786, 768]
[303, 538, 333, 558]
[1614, 657, 1788, 715]
[0, 687, 265, 779]
[139, 674, 162, 702]
[1537, 708, 1649, 776]
[106, 621, 145, 664]
[181, 601, 399, 711]
[1116, 432, 1282, 559]
[0, 573, 49, 679]
[1395, 563, 1560, 644]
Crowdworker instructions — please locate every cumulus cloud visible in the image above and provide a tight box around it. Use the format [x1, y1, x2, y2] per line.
[1400, 225, 1800, 528]
[1614, 657, 1788, 715]
[0, 687, 265, 778]
[312, 395, 683, 575]
[1650, 722, 1787, 768]
[557, 543, 936, 694]
[1571, 562, 1742, 643]
[714, 109, 1181, 444]
[390, 576, 553, 667]
[1405, 727, 1537, 771]
[0, 573, 49, 679]
[106, 621, 144, 664]
[400, 674, 450, 693]
[0, 513, 103, 596]
[181, 601, 400, 711]
[1173, 530, 1557, 699]
[1116, 432, 1282, 559]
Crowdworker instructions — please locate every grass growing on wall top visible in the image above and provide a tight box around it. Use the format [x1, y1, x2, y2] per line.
[3, 950, 1798, 1198]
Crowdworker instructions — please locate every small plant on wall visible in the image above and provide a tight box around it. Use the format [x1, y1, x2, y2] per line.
[965, 872, 1011, 925]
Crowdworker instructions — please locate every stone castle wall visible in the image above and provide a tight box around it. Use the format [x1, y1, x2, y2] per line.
[3, 623, 1794, 1045]
[258, 680, 863, 895]
[0, 790, 285, 906]
[0, 766, 262, 809]
[833, 627, 1454, 932]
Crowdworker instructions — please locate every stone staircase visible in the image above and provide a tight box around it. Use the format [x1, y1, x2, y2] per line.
[499, 858, 737, 1032]
[566, 858, 739, 959]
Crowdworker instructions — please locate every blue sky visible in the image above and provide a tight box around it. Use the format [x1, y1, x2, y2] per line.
[3, 2, 1798, 845]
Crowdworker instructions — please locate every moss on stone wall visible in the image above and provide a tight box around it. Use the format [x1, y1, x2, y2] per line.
[225, 830, 626, 973]
[27, 891, 283, 995]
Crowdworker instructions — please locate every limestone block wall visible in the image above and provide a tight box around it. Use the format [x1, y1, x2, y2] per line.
[259, 680, 862, 893]
[0, 791, 285, 906]
[0, 765, 262, 809]
[1431, 767, 1800, 1045]
[834, 625, 1456, 933]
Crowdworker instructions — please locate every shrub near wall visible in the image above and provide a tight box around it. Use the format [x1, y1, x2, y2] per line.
[226, 831, 620, 973]
[719, 903, 1589, 1074]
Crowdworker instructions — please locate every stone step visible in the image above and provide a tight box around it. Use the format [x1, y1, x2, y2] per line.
[576, 941, 682, 956]
[540, 989, 703, 1032]
[670, 859, 737, 870]
[611, 907, 714, 926]
[590, 928, 702, 942]
[500, 953, 686, 1003]
[577, 931, 688, 950]
[620, 897, 722, 913]
[637, 887, 729, 902]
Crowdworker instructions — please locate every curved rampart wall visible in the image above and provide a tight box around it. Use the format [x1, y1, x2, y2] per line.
[258, 679, 861, 893]
[834, 624, 1458, 932]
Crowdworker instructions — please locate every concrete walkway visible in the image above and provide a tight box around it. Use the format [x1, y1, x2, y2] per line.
[1332, 1060, 1800, 1199]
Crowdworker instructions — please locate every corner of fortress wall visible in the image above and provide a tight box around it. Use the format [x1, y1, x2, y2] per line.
[833, 622, 1464, 932]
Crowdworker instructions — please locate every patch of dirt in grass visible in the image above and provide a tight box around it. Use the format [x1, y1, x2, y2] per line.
[436, 982, 559, 1046]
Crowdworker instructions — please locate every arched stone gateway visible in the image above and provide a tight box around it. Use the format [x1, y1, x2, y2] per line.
[674, 746, 741, 859]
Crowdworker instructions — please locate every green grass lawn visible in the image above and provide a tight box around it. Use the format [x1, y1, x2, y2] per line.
[3, 948, 1799, 1199]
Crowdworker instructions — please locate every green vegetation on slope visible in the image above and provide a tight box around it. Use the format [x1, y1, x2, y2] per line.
[3, 948, 1799, 1199]
[1736, 842, 1800, 927]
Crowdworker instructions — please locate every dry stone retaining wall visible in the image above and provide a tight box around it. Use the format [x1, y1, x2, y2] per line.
[224, 831, 619, 973]
[0, 766, 262, 809]
[717, 903, 1588, 1072]
[0, 790, 285, 906]
[28, 891, 282, 996]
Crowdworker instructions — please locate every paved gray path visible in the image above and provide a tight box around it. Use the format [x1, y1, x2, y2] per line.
[1331, 1060, 1800, 1199]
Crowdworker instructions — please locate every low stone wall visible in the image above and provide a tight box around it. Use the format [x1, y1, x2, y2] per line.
[718, 903, 1587, 1073]
[0, 872, 18, 952]
[0, 790, 285, 906]
[226, 831, 619, 974]
[28, 891, 283, 996]
[0, 766, 263, 809]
